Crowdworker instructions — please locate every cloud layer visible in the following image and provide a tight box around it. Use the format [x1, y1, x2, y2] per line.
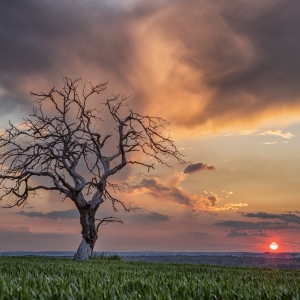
[126, 174, 247, 212]
[214, 220, 300, 231]
[227, 229, 269, 238]
[1, 0, 300, 131]
[129, 212, 171, 223]
[15, 209, 79, 220]
[242, 212, 300, 225]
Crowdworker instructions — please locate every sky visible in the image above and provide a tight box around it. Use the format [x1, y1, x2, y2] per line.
[0, 0, 300, 253]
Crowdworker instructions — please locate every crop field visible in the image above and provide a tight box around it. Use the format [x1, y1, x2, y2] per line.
[0, 256, 300, 299]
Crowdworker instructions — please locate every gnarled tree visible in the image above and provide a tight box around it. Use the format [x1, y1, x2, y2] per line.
[0, 77, 183, 260]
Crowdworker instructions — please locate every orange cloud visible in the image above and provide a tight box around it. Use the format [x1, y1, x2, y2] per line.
[125, 173, 247, 212]
[1, 1, 300, 136]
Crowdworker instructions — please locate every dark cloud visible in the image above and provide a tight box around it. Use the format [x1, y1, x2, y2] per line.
[0, 0, 152, 114]
[15, 209, 79, 220]
[168, 189, 193, 206]
[159, 0, 300, 128]
[184, 163, 216, 174]
[227, 229, 269, 238]
[208, 197, 217, 207]
[214, 220, 299, 231]
[242, 212, 300, 225]
[1, 0, 300, 130]
[128, 176, 194, 207]
[129, 211, 171, 223]
[227, 230, 249, 238]
[132, 178, 170, 192]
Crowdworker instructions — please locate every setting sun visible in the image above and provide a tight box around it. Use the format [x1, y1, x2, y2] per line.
[270, 242, 279, 250]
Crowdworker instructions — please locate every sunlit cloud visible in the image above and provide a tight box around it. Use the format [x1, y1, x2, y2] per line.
[1, 1, 300, 133]
[222, 130, 295, 140]
[262, 141, 278, 145]
[259, 130, 295, 139]
[222, 190, 233, 199]
[210, 203, 248, 212]
[126, 174, 247, 212]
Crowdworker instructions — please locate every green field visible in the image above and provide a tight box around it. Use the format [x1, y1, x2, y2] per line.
[0, 256, 300, 299]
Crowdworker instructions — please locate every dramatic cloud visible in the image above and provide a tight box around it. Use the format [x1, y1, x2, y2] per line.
[129, 212, 171, 223]
[242, 212, 300, 225]
[132, 178, 170, 192]
[127, 175, 196, 207]
[127, 174, 247, 212]
[184, 163, 216, 174]
[15, 209, 79, 220]
[1, 0, 300, 132]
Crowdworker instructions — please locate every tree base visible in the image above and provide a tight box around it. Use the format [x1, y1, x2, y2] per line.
[75, 238, 93, 260]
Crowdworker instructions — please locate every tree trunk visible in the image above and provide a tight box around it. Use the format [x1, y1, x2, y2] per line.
[75, 208, 98, 261]
[75, 237, 94, 260]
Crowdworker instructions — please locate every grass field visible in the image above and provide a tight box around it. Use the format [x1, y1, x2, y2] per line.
[0, 256, 300, 299]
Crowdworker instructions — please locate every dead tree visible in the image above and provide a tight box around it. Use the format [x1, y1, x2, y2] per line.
[0, 77, 184, 260]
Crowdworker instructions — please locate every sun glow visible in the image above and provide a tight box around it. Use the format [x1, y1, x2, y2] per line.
[270, 242, 278, 250]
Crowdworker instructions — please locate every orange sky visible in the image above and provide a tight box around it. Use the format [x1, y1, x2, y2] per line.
[1, 0, 300, 253]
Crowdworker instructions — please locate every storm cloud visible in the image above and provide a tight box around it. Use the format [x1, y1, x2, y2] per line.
[1, 0, 300, 131]
[128, 176, 194, 207]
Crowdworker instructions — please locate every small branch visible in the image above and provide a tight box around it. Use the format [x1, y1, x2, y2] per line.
[95, 216, 123, 232]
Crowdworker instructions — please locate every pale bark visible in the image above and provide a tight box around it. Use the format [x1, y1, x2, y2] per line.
[74, 205, 99, 260]
[75, 238, 94, 260]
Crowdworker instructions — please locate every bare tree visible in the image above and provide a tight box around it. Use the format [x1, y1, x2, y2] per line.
[0, 77, 184, 260]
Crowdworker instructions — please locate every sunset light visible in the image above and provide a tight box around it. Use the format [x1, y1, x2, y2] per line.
[1, 0, 300, 256]
[270, 242, 279, 251]
[1, 1, 300, 298]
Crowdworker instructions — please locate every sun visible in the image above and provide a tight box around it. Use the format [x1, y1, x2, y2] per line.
[270, 242, 278, 250]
